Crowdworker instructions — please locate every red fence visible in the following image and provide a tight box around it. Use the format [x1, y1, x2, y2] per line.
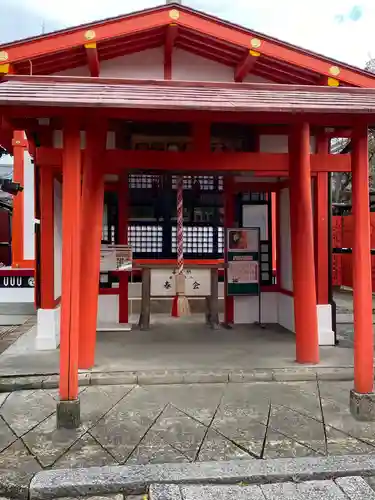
[332, 214, 375, 288]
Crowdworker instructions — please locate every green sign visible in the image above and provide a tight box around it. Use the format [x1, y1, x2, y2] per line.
[226, 228, 260, 296]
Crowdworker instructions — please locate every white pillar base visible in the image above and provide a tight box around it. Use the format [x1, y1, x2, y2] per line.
[35, 306, 61, 350]
[317, 304, 335, 346]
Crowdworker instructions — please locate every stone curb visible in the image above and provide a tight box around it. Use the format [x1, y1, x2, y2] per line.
[29, 455, 375, 500]
[0, 469, 34, 500]
[0, 367, 360, 392]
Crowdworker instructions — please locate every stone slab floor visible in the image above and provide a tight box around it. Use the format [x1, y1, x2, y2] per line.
[1, 379, 375, 476]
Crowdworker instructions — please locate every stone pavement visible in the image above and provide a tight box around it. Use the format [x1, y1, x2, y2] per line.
[2, 379, 375, 477]
[150, 477, 375, 499]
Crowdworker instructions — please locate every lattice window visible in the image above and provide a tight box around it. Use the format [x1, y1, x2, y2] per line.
[171, 175, 219, 191]
[171, 226, 214, 254]
[129, 174, 160, 189]
[128, 225, 163, 253]
[260, 242, 271, 283]
[102, 225, 116, 244]
[217, 226, 224, 254]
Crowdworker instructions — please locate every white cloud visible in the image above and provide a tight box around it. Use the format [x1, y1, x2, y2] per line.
[13, 0, 375, 67]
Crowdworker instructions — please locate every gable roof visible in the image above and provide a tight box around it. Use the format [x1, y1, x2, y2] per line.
[1, 2, 375, 87]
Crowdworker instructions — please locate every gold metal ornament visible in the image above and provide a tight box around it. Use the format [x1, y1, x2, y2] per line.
[329, 65, 340, 76]
[169, 9, 180, 21]
[327, 77, 339, 87]
[84, 30, 96, 41]
[0, 51, 9, 62]
[250, 38, 261, 49]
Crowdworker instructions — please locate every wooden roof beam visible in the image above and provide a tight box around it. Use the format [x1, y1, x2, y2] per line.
[319, 75, 340, 87]
[85, 42, 100, 77]
[235, 49, 260, 82]
[164, 24, 178, 79]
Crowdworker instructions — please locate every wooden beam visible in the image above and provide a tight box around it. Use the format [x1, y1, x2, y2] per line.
[164, 24, 178, 80]
[1, 5, 374, 88]
[35, 148, 351, 173]
[319, 75, 340, 87]
[0, 63, 11, 76]
[176, 11, 375, 88]
[234, 50, 260, 83]
[2, 10, 168, 63]
[84, 42, 100, 77]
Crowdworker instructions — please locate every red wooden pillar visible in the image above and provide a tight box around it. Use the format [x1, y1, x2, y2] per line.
[11, 131, 26, 267]
[59, 123, 81, 401]
[276, 189, 282, 287]
[351, 123, 374, 394]
[39, 166, 55, 309]
[289, 123, 319, 364]
[78, 125, 106, 369]
[314, 134, 329, 304]
[271, 192, 277, 278]
[224, 176, 234, 324]
[118, 172, 129, 324]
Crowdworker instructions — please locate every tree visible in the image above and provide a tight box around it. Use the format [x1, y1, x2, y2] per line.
[331, 58, 375, 205]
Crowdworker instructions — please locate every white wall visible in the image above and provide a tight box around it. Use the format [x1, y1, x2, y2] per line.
[53, 179, 62, 300]
[279, 187, 293, 292]
[278, 293, 295, 332]
[53, 47, 273, 83]
[97, 294, 119, 325]
[172, 49, 233, 82]
[234, 293, 278, 324]
[23, 152, 35, 260]
[242, 204, 268, 240]
[101, 48, 164, 79]
[260, 135, 317, 153]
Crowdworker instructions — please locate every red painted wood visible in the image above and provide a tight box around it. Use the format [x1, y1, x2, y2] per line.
[39, 166, 55, 309]
[164, 24, 178, 80]
[35, 148, 351, 174]
[3, 10, 169, 63]
[85, 44, 100, 77]
[11, 131, 26, 268]
[118, 173, 129, 324]
[331, 216, 343, 286]
[351, 124, 374, 393]
[289, 123, 319, 364]
[78, 124, 106, 369]
[234, 51, 258, 82]
[59, 123, 81, 401]
[224, 176, 234, 324]
[315, 134, 329, 304]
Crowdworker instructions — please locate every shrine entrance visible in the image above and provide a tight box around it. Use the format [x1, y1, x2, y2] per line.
[100, 170, 275, 329]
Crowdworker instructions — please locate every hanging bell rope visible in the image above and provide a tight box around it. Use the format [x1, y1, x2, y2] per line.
[171, 175, 191, 317]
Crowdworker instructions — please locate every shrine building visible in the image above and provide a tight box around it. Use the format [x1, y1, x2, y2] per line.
[0, 0, 375, 425]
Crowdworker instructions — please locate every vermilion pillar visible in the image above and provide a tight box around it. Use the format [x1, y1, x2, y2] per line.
[351, 124, 374, 394]
[11, 131, 26, 267]
[118, 172, 129, 324]
[78, 125, 106, 369]
[289, 123, 319, 364]
[59, 123, 81, 404]
[39, 166, 55, 309]
[224, 176, 234, 324]
[315, 134, 329, 304]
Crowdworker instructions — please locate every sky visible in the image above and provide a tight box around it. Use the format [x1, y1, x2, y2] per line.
[1, 0, 375, 68]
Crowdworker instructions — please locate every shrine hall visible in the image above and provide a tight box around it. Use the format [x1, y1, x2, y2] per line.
[1, 0, 375, 426]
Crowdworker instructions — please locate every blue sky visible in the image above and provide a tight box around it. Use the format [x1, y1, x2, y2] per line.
[1, 0, 375, 68]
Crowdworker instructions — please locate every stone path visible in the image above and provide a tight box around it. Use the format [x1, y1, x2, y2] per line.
[1, 379, 375, 475]
[0, 316, 35, 355]
[150, 477, 375, 499]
